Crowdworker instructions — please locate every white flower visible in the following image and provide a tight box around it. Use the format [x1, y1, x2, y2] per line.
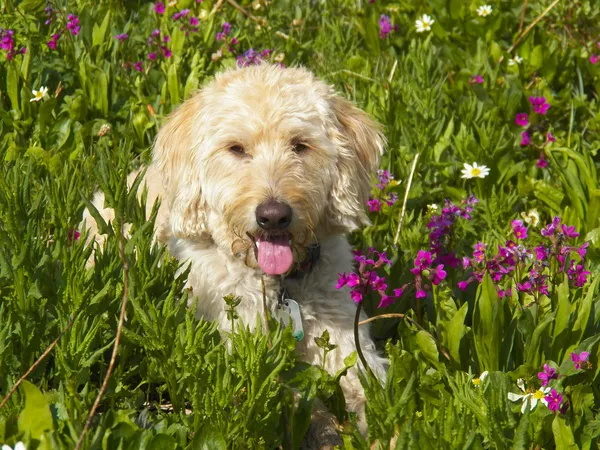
[472, 370, 488, 387]
[415, 14, 434, 33]
[461, 162, 490, 179]
[427, 203, 439, 212]
[508, 55, 523, 66]
[30, 86, 49, 102]
[477, 5, 492, 17]
[521, 209, 540, 227]
[508, 378, 550, 414]
[2, 442, 26, 450]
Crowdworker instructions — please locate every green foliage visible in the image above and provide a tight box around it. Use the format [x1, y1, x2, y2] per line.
[1, 0, 600, 448]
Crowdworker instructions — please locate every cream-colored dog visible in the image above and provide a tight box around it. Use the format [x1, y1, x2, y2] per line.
[82, 63, 388, 438]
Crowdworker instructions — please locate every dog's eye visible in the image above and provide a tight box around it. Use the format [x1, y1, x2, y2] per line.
[292, 141, 309, 153]
[228, 144, 246, 155]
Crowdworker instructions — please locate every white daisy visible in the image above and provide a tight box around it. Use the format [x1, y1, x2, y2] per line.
[415, 14, 434, 33]
[508, 55, 523, 66]
[461, 162, 490, 179]
[472, 370, 488, 387]
[477, 5, 492, 17]
[2, 442, 26, 450]
[30, 86, 49, 102]
[508, 378, 550, 414]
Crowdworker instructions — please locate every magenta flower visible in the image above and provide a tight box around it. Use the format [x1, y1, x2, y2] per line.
[190, 17, 199, 26]
[172, 9, 190, 20]
[68, 229, 81, 241]
[114, 33, 128, 41]
[521, 131, 531, 146]
[66, 14, 80, 36]
[350, 290, 363, 303]
[470, 75, 484, 84]
[431, 264, 447, 285]
[590, 54, 598, 65]
[537, 363, 557, 386]
[148, 52, 157, 60]
[546, 132, 556, 142]
[416, 289, 427, 299]
[414, 250, 433, 270]
[571, 351, 590, 369]
[368, 198, 382, 212]
[47, 33, 61, 50]
[132, 61, 143, 72]
[545, 389, 563, 412]
[457, 280, 469, 291]
[536, 157, 548, 168]
[0, 29, 26, 60]
[378, 15, 397, 39]
[515, 113, 529, 127]
[561, 224, 579, 238]
[376, 169, 392, 189]
[154, 2, 165, 14]
[513, 225, 528, 240]
[529, 96, 550, 115]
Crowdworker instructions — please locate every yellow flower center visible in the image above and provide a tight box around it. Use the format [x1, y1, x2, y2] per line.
[471, 168, 481, 176]
[533, 390, 545, 400]
[35, 92, 43, 99]
[472, 378, 481, 385]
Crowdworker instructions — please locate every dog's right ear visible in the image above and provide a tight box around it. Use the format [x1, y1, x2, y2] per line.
[152, 95, 210, 241]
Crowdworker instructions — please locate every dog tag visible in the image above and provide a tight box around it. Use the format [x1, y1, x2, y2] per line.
[275, 298, 304, 341]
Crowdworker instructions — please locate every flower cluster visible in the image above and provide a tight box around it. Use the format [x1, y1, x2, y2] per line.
[67, 14, 80, 36]
[336, 249, 402, 308]
[410, 250, 447, 298]
[378, 15, 398, 39]
[147, 29, 171, 60]
[508, 378, 555, 414]
[172, 9, 200, 35]
[45, 11, 80, 49]
[1, 28, 26, 60]
[122, 61, 143, 72]
[516, 96, 554, 167]
[236, 48, 276, 68]
[458, 216, 590, 298]
[368, 169, 398, 212]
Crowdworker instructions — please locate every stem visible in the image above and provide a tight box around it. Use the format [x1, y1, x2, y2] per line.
[75, 219, 130, 450]
[394, 152, 419, 247]
[353, 302, 374, 378]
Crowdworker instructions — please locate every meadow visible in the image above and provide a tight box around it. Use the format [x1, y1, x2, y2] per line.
[1, 0, 600, 448]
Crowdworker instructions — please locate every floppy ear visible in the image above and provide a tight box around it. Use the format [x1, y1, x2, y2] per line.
[152, 94, 211, 241]
[327, 94, 385, 232]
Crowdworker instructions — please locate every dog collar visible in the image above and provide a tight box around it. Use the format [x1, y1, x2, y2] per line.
[286, 243, 320, 279]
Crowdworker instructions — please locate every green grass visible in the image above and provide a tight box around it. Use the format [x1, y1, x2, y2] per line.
[1, 0, 600, 448]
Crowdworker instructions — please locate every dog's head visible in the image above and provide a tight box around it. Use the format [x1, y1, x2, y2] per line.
[153, 64, 383, 276]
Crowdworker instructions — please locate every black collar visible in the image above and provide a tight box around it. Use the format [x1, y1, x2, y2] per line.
[285, 243, 320, 279]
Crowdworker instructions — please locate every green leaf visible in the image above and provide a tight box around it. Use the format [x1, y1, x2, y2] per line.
[473, 273, 503, 371]
[551, 275, 571, 361]
[92, 11, 111, 49]
[447, 302, 468, 363]
[416, 330, 438, 364]
[17, 380, 54, 439]
[189, 425, 226, 449]
[168, 63, 180, 107]
[552, 415, 578, 450]
[7, 64, 19, 111]
[146, 433, 177, 450]
[571, 276, 599, 347]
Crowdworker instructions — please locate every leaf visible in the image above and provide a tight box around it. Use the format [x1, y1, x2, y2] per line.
[525, 312, 555, 368]
[447, 302, 468, 363]
[168, 63, 180, 107]
[416, 330, 438, 364]
[551, 275, 571, 361]
[189, 425, 227, 450]
[146, 433, 177, 450]
[17, 380, 54, 439]
[92, 11, 111, 49]
[7, 64, 19, 111]
[473, 273, 503, 371]
[552, 415, 578, 450]
[571, 277, 599, 346]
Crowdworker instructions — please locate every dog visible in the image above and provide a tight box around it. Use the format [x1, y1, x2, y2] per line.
[82, 63, 388, 443]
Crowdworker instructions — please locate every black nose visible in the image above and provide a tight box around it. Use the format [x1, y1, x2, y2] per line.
[255, 200, 293, 230]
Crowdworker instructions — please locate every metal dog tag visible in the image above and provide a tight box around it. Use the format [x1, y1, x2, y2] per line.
[275, 298, 304, 341]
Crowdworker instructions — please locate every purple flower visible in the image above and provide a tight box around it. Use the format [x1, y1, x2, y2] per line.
[537, 363, 557, 386]
[457, 280, 470, 291]
[67, 14, 80, 36]
[416, 289, 427, 299]
[172, 9, 190, 21]
[545, 389, 563, 412]
[547, 132, 556, 143]
[512, 224, 528, 240]
[376, 169, 392, 189]
[561, 224, 579, 238]
[385, 192, 398, 206]
[236, 48, 272, 67]
[521, 131, 531, 146]
[515, 113, 529, 127]
[68, 229, 81, 241]
[154, 2, 165, 14]
[529, 96, 550, 115]
[114, 33, 128, 41]
[378, 15, 397, 39]
[470, 75, 484, 84]
[190, 17, 199, 26]
[462, 257, 471, 269]
[536, 155, 548, 168]
[590, 54, 599, 65]
[571, 351, 590, 369]
[148, 52, 157, 60]
[350, 290, 363, 303]
[47, 33, 61, 50]
[132, 61, 143, 72]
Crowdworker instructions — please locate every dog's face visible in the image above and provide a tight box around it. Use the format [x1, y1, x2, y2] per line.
[153, 64, 383, 275]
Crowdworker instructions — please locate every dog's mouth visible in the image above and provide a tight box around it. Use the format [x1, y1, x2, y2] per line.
[247, 232, 294, 276]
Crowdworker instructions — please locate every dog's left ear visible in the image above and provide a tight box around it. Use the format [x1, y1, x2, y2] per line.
[327, 94, 385, 232]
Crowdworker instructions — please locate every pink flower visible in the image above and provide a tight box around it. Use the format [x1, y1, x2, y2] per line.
[537, 363, 557, 386]
[114, 33, 128, 41]
[546, 132, 556, 143]
[571, 351, 590, 369]
[68, 229, 81, 241]
[368, 198, 382, 212]
[132, 61, 143, 72]
[545, 389, 563, 412]
[350, 290, 363, 303]
[561, 224, 580, 238]
[47, 33, 61, 50]
[536, 156, 548, 168]
[590, 54, 598, 65]
[190, 17, 199, 26]
[529, 96, 550, 115]
[513, 224, 528, 240]
[148, 52, 157, 60]
[431, 264, 446, 285]
[66, 14, 80, 36]
[154, 2, 165, 14]
[414, 250, 433, 270]
[416, 289, 427, 299]
[521, 131, 531, 146]
[515, 113, 529, 127]
[470, 75, 484, 84]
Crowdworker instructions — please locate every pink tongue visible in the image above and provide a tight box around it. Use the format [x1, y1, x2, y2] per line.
[257, 235, 294, 275]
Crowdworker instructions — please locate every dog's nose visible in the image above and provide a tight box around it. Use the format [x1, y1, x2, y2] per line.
[255, 200, 293, 230]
